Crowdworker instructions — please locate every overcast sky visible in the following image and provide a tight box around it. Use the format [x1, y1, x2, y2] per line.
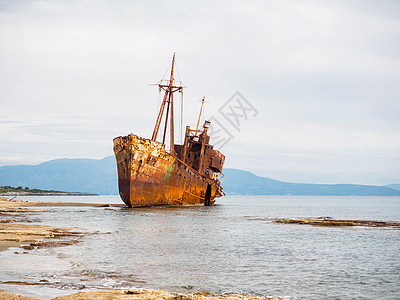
[1, 0, 399, 185]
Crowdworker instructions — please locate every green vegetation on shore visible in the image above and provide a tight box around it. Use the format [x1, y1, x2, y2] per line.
[1, 186, 64, 194]
[0, 186, 96, 196]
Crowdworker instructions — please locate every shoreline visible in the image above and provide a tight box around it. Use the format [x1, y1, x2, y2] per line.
[0, 197, 284, 300]
[1, 197, 125, 208]
[0, 197, 87, 252]
[0, 197, 123, 252]
[0, 288, 283, 299]
[1, 192, 97, 196]
[3, 196, 397, 299]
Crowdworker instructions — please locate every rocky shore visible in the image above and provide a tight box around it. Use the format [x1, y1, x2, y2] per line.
[0, 197, 120, 252]
[273, 218, 400, 228]
[3, 196, 399, 299]
[0, 288, 282, 300]
[0, 198, 84, 252]
[0, 197, 283, 300]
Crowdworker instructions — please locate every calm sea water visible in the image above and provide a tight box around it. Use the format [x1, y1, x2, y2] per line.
[0, 195, 399, 299]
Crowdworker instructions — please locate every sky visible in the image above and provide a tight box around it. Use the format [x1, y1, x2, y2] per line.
[0, 0, 399, 185]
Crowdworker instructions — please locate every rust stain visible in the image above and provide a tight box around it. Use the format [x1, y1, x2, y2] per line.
[113, 133, 224, 207]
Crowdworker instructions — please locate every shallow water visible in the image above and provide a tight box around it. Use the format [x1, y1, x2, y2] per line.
[1, 195, 399, 299]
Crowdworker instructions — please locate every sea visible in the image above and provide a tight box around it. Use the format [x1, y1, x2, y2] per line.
[0, 195, 399, 300]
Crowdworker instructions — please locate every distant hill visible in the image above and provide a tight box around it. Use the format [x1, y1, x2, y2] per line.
[0, 156, 399, 196]
[222, 169, 400, 196]
[0, 156, 118, 195]
[384, 184, 400, 191]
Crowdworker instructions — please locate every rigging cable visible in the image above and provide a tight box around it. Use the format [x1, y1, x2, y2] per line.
[175, 60, 184, 144]
[180, 90, 183, 144]
[161, 61, 171, 83]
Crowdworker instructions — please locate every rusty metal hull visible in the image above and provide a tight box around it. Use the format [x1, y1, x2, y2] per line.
[113, 134, 223, 207]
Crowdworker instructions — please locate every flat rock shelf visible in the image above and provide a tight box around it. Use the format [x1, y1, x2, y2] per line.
[273, 218, 400, 228]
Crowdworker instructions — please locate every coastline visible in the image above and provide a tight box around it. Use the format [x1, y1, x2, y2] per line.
[0, 288, 282, 299]
[0, 197, 123, 252]
[1, 191, 97, 196]
[0, 197, 282, 300]
[1, 196, 399, 299]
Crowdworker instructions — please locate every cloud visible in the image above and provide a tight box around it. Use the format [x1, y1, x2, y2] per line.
[0, 0, 399, 184]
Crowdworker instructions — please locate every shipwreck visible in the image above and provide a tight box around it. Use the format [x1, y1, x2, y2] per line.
[113, 54, 225, 207]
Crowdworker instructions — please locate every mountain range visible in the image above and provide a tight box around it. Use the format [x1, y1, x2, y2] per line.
[0, 156, 399, 196]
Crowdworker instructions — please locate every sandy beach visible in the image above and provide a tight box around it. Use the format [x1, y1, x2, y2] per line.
[0, 197, 110, 252]
[0, 288, 282, 299]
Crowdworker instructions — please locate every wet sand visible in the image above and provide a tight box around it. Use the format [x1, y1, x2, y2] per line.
[0, 197, 125, 208]
[0, 222, 82, 252]
[0, 197, 125, 251]
[0, 289, 38, 299]
[1, 288, 282, 299]
[0, 197, 113, 252]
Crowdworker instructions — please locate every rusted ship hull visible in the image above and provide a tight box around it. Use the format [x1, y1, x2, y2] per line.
[113, 134, 223, 207]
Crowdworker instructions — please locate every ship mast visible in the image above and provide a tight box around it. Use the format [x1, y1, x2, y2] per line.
[151, 53, 184, 154]
[195, 97, 205, 133]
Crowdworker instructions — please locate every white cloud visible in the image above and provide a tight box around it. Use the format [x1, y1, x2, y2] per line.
[0, 0, 399, 184]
